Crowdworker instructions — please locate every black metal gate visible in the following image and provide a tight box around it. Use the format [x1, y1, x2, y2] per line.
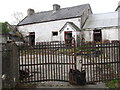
[79, 41, 120, 83]
[18, 41, 76, 83]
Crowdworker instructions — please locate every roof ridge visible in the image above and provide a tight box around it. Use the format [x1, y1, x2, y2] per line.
[35, 4, 89, 14]
[37, 10, 53, 14]
[18, 4, 91, 26]
[60, 3, 89, 9]
[91, 11, 118, 15]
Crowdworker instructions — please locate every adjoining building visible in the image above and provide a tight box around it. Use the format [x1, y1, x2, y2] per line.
[83, 11, 119, 42]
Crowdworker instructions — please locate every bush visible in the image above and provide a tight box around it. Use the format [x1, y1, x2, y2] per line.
[107, 80, 120, 88]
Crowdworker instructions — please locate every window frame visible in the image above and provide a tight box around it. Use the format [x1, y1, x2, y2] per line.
[52, 31, 58, 36]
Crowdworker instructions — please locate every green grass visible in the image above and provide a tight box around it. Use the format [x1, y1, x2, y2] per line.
[20, 48, 74, 56]
[15, 83, 37, 88]
[77, 45, 100, 55]
[106, 80, 120, 88]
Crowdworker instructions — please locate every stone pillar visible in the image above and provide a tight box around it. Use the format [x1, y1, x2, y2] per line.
[2, 43, 19, 89]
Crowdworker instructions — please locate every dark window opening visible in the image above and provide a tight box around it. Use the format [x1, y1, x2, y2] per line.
[93, 30, 102, 42]
[29, 32, 35, 46]
[52, 32, 58, 36]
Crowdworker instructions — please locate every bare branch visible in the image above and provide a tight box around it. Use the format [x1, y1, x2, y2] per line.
[11, 12, 24, 25]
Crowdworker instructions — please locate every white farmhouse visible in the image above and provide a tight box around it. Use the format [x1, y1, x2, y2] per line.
[17, 4, 92, 45]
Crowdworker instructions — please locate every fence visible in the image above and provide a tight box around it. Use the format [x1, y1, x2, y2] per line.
[18, 41, 120, 84]
[79, 41, 120, 83]
[18, 41, 76, 83]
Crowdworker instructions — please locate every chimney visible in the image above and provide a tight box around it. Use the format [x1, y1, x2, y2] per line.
[53, 4, 60, 11]
[27, 8, 35, 16]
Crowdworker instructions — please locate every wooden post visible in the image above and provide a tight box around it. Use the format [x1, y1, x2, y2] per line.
[73, 38, 77, 70]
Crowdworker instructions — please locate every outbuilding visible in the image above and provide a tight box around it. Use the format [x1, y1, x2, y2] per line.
[83, 11, 119, 42]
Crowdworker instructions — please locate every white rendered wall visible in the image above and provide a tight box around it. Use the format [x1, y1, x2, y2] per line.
[102, 28, 118, 41]
[84, 30, 93, 42]
[18, 18, 81, 43]
[83, 28, 119, 42]
[60, 24, 80, 42]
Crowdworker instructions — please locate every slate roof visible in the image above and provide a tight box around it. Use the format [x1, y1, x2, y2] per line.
[18, 4, 91, 26]
[83, 11, 118, 29]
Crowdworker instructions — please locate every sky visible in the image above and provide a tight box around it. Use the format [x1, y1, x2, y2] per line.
[0, 0, 119, 24]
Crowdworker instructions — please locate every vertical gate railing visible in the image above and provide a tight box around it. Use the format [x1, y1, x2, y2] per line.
[79, 41, 120, 83]
[18, 41, 76, 83]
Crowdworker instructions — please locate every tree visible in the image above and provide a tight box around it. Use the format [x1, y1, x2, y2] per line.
[11, 12, 24, 25]
[0, 22, 11, 34]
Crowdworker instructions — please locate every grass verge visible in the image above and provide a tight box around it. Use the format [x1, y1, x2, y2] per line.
[106, 80, 120, 88]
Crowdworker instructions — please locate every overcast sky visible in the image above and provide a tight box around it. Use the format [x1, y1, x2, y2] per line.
[0, 0, 119, 24]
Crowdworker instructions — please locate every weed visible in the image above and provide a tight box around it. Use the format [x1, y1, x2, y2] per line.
[106, 80, 120, 88]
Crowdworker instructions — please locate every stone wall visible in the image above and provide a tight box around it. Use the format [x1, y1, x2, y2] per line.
[2, 43, 19, 89]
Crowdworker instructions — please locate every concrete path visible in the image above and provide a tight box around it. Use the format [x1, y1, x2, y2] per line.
[36, 81, 108, 88]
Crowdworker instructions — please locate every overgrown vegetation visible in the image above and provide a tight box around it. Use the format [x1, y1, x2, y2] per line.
[106, 80, 120, 88]
[0, 22, 11, 34]
[15, 83, 37, 88]
[19, 48, 74, 56]
[77, 44, 100, 55]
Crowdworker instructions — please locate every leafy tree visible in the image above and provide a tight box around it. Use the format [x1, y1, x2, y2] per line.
[0, 22, 11, 34]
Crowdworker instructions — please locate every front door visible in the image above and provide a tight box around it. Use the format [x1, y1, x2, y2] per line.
[64, 31, 72, 44]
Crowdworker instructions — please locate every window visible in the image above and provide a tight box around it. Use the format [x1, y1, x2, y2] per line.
[93, 30, 102, 42]
[52, 31, 58, 36]
[88, 9, 90, 14]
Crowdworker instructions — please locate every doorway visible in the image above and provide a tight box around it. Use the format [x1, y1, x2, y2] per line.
[29, 32, 35, 46]
[93, 30, 102, 42]
[64, 31, 72, 44]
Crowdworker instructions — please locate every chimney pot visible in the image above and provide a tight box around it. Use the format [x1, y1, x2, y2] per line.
[53, 4, 60, 11]
[27, 8, 35, 16]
